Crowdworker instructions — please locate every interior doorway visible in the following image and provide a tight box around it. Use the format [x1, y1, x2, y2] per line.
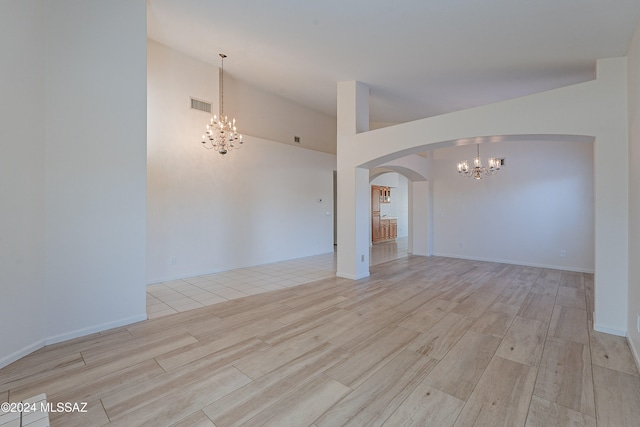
[369, 172, 409, 245]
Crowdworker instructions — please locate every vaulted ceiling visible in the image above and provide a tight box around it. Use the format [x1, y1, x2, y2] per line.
[148, 0, 640, 125]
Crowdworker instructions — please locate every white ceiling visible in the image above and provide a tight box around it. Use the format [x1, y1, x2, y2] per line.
[147, 0, 640, 124]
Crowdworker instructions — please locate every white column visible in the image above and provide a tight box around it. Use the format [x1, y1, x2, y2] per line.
[593, 58, 629, 335]
[408, 180, 430, 256]
[336, 81, 371, 279]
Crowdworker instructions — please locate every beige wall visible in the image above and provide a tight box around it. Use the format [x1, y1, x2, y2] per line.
[224, 68, 337, 154]
[1, 0, 147, 368]
[627, 17, 640, 368]
[0, 0, 46, 367]
[431, 140, 594, 272]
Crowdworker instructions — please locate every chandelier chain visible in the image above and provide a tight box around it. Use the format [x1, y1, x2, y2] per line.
[220, 53, 225, 117]
[200, 53, 242, 156]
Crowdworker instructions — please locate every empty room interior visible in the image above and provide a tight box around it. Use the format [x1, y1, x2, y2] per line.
[3, 1, 640, 426]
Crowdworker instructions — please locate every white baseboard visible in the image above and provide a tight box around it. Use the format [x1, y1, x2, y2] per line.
[431, 252, 594, 274]
[147, 250, 337, 285]
[1, 313, 148, 369]
[45, 313, 147, 346]
[593, 322, 626, 337]
[408, 251, 430, 257]
[0, 339, 46, 370]
[336, 271, 370, 280]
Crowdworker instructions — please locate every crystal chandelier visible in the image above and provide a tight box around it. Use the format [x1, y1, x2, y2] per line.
[201, 54, 242, 155]
[457, 144, 502, 179]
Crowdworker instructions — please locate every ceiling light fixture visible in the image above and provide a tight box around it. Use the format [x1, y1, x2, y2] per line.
[201, 53, 242, 155]
[457, 144, 503, 179]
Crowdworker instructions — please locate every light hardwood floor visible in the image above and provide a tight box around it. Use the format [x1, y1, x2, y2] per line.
[2, 256, 639, 426]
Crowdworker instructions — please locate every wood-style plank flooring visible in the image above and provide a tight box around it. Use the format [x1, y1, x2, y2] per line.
[2, 256, 639, 426]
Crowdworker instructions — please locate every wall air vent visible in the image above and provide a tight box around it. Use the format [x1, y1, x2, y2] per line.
[190, 97, 212, 113]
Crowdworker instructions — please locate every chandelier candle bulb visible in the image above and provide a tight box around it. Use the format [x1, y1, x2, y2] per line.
[457, 144, 503, 179]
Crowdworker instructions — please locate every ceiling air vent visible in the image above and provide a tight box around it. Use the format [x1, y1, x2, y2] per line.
[190, 97, 212, 113]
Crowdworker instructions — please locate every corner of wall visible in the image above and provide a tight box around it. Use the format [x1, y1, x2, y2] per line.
[626, 14, 640, 374]
[44, 313, 147, 346]
[0, 340, 45, 370]
[629, 336, 640, 373]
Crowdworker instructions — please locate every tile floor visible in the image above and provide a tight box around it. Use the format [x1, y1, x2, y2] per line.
[146, 237, 409, 319]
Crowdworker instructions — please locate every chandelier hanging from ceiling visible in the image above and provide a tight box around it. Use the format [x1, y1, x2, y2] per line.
[457, 144, 503, 179]
[201, 53, 242, 155]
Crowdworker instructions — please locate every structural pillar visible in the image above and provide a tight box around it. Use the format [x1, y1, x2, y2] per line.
[336, 81, 371, 279]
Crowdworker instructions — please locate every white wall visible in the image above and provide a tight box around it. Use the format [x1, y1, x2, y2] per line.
[627, 17, 640, 368]
[431, 140, 594, 272]
[0, 0, 46, 366]
[225, 74, 337, 154]
[147, 41, 336, 283]
[1, 0, 147, 368]
[370, 173, 409, 238]
[43, 0, 147, 342]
